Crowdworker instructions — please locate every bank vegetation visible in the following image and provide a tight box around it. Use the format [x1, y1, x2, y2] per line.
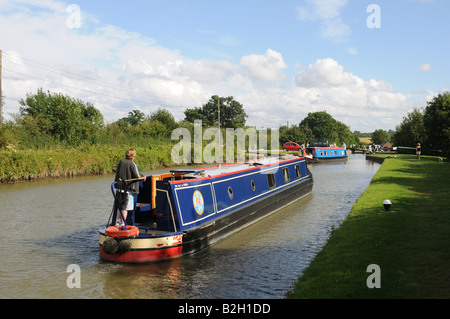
[1, 89, 363, 183]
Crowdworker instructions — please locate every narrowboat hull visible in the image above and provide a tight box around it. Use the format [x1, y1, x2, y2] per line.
[99, 155, 313, 263]
[99, 232, 184, 263]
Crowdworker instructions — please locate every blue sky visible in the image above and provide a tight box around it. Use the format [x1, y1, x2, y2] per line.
[1, 0, 449, 132]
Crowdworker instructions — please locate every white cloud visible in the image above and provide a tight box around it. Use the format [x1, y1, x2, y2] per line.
[320, 18, 351, 41]
[0, 1, 214, 121]
[240, 49, 288, 82]
[297, 0, 351, 41]
[297, 0, 348, 21]
[346, 47, 359, 55]
[3, 0, 67, 13]
[287, 58, 409, 130]
[1, 0, 411, 132]
[418, 63, 433, 73]
[295, 58, 359, 88]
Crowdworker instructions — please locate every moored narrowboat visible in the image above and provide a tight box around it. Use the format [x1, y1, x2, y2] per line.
[305, 140, 348, 163]
[99, 154, 313, 263]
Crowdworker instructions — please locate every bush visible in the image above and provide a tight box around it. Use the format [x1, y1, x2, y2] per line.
[18, 88, 104, 147]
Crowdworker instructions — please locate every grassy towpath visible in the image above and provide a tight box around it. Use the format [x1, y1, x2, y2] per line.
[287, 154, 449, 298]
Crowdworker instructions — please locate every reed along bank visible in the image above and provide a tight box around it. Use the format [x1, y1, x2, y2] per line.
[0, 143, 175, 183]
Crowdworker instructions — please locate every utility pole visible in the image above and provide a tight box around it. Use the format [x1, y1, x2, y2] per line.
[217, 96, 221, 146]
[0, 49, 2, 125]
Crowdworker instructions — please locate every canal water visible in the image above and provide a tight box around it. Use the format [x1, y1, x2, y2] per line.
[0, 154, 380, 299]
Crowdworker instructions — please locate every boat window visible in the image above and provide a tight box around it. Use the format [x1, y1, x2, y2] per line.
[267, 173, 276, 188]
[320, 151, 323, 156]
[251, 180, 256, 191]
[228, 187, 233, 200]
[295, 165, 301, 178]
[283, 168, 290, 183]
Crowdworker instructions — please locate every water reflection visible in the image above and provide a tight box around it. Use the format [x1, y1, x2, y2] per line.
[0, 154, 380, 299]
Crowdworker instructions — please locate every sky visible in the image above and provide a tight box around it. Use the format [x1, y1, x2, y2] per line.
[1, 0, 449, 133]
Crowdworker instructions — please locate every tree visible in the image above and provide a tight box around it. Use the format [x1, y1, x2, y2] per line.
[184, 107, 204, 124]
[423, 91, 450, 154]
[371, 129, 389, 145]
[127, 110, 145, 126]
[117, 110, 145, 127]
[19, 88, 104, 146]
[184, 95, 248, 128]
[298, 111, 356, 146]
[334, 121, 357, 146]
[150, 108, 178, 132]
[300, 111, 336, 142]
[392, 108, 425, 147]
[279, 124, 306, 145]
[1, 95, 4, 125]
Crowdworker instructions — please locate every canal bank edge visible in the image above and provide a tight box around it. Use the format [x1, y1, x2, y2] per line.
[365, 154, 386, 164]
[287, 154, 450, 299]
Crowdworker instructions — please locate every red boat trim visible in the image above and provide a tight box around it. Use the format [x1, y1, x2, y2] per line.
[99, 245, 183, 263]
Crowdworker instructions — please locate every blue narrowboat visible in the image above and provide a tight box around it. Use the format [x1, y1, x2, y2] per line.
[305, 140, 348, 163]
[99, 154, 313, 263]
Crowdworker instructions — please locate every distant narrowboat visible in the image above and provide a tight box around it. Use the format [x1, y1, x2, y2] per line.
[99, 154, 313, 263]
[305, 140, 348, 163]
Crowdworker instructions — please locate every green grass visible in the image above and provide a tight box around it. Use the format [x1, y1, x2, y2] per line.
[287, 154, 450, 298]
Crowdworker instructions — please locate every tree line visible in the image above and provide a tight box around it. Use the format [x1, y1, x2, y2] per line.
[0, 89, 352, 151]
[327, 91, 449, 157]
[1, 88, 448, 157]
[391, 91, 449, 156]
[278, 111, 358, 147]
[0, 89, 180, 150]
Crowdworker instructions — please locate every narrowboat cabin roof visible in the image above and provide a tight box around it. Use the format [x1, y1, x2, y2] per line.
[170, 155, 290, 180]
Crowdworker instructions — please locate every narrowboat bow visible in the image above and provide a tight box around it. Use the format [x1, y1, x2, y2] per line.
[99, 154, 313, 263]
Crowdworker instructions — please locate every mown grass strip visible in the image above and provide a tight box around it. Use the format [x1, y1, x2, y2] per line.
[287, 154, 450, 298]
